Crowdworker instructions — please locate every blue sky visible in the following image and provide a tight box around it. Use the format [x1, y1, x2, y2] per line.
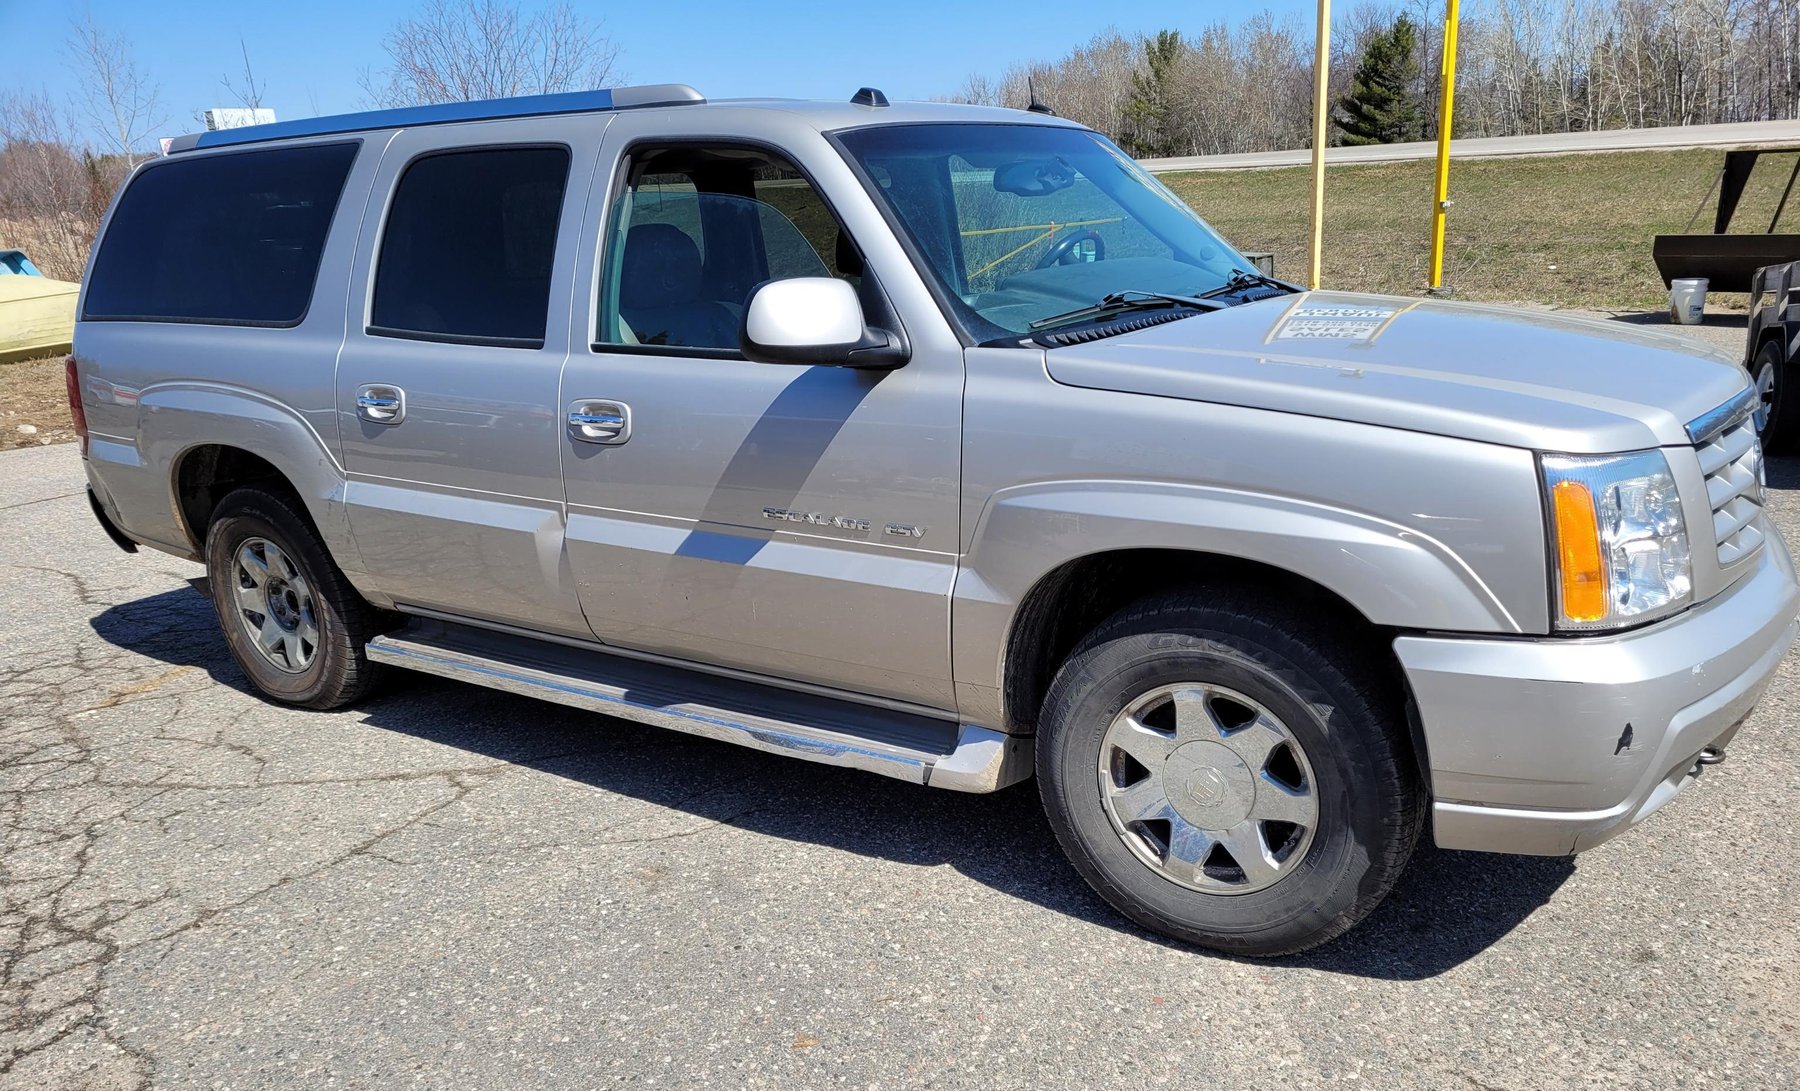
[2, 0, 1318, 141]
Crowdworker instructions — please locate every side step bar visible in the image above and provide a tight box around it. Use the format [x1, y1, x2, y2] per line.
[365, 619, 1032, 793]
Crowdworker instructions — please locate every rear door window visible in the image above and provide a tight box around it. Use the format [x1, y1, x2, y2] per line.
[83, 142, 359, 326]
[370, 145, 571, 347]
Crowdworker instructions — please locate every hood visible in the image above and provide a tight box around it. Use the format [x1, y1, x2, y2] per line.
[1043, 292, 1749, 452]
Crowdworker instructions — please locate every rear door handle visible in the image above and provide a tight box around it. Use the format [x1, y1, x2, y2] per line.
[568, 400, 631, 444]
[355, 383, 405, 425]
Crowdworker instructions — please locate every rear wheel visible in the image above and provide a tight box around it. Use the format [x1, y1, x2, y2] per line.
[1753, 338, 1796, 454]
[1036, 591, 1424, 956]
[205, 486, 384, 709]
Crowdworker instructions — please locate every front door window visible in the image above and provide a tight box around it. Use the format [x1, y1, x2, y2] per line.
[595, 147, 863, 351]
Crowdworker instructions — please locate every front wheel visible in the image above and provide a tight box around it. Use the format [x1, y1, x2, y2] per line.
[1036, 591, 1424, 956]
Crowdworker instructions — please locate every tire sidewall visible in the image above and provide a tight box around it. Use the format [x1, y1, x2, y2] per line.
[205, 498, 338, 705]
[1041, 627, 1396, 951]
[1756, 341, 1790, 451]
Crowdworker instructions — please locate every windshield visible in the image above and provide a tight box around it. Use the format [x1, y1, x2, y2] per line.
[835, 123, 1255, 340]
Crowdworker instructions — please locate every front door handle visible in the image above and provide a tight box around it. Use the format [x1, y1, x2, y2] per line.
[355, 383, 405, 425]
[568, 400, 631, 444]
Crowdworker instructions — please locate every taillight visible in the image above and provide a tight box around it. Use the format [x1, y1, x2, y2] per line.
[65, 354, 89, 457]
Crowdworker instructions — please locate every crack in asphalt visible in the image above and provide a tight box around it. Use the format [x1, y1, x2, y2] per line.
[9, 563, 115, 610]
[0, 558, 740, 1086]
[0, 490, 83, 513]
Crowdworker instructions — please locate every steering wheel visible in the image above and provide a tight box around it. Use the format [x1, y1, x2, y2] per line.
[1035, 229, 1105, 270]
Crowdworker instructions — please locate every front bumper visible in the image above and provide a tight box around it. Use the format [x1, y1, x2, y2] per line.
[1396, 528, 1798, 856]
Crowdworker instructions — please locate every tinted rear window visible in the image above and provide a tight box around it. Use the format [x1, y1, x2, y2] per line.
[370, 146, 571, 347]
[83, 142, 358, 325]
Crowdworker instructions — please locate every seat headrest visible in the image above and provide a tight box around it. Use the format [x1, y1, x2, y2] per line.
[620, 223, 704, 308]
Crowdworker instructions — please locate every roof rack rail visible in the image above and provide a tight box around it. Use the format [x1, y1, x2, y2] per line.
[166, 84, 705, 154]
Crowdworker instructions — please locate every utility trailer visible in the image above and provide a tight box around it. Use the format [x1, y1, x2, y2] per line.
[1653, 146, 1800, 293]
[1747, 258, 1800, 450]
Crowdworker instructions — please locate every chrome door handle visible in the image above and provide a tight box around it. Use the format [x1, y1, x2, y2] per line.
[355, 384, 405, 425]
[568, 400, 631, 444]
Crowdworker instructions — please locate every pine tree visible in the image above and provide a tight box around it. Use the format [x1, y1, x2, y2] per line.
[1123, 30, 1186, 158]
[1335, 16, 1429, 146]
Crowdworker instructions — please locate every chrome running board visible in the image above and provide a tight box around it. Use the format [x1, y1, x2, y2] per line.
[365, 619, 1031, 793]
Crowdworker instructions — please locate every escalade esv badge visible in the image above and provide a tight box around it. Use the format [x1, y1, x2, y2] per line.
[762, 506, 872, 533]
[761, 507, 928, 540]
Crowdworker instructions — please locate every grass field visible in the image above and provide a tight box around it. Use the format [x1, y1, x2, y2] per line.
[1162, 147, 1800, 310]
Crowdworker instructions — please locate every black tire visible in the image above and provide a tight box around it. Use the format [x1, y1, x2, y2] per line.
[204, 486, 385, 709]
[1036, 590, 1424, 957]
[1753, 338, 1798, 455]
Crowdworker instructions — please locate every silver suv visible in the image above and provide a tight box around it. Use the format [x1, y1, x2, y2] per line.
[70, 84, 1797, 955]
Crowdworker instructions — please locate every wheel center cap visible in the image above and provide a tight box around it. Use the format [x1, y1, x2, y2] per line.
[1163, 741, 1254, 828]
[265, 578, 300, 630]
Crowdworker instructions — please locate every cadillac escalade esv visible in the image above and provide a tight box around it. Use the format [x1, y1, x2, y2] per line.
[69, 84, 1798, 955]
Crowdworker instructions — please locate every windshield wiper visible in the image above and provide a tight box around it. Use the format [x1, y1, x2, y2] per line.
[1027, 290, 1226, 332]
[1198, 268, 1295, 300]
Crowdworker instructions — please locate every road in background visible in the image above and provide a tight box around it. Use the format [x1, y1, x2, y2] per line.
[1141, 117, 1800, 173]
[3, 318, 1796, 1089]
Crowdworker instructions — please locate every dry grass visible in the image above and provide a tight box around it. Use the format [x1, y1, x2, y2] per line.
[1164, 146, 1799, 309]
[0, 215, 92, 283]
[0, 355, 75, 450]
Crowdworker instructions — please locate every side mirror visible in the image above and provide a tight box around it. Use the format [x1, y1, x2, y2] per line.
[741, 277, 906, 368]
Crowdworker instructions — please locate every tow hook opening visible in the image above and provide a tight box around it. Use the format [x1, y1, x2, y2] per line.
[1694, 745, 1727, 769]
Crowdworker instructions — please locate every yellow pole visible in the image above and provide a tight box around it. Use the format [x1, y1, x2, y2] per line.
[1309, 0, 1331, 290]
[1428, 0, 1461, 293]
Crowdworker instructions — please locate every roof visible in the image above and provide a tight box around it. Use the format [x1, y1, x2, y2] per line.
[163, 84, 1078, 154]
[713, 97, 1081, 132]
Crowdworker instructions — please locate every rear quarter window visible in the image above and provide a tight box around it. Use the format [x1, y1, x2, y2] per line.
[83, 142, 359, 326]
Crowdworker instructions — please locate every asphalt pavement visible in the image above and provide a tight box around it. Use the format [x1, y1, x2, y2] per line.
[3, 368, 1797, 1089]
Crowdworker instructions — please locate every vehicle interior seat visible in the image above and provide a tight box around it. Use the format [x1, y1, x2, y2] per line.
[618, 223, 738, 348]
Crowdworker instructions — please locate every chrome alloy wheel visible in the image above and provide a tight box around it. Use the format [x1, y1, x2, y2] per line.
[1754, 355, 1777, 435]
[1097, 683, 1319, 895]
[230, 537, 319, 674]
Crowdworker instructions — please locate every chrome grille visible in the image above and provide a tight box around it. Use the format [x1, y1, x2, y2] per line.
[1693, 414, 1765, 566]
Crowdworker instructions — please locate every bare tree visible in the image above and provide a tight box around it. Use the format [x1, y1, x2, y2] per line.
[944, 1, 1798, 153]
[66, 14, 164, 165]
[360, 0, 623, 107]
[0, 93, 103, 280]
[222, 40, 268, 111]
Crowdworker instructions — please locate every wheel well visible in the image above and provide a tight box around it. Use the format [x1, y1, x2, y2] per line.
[1000, 549, 1403, 735]
[173, 445, 301, 551]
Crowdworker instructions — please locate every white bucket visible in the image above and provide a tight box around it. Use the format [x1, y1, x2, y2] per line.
[1670, 278, 1707, 325]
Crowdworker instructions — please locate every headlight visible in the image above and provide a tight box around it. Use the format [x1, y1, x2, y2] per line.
[1542, 450, 1691, 631]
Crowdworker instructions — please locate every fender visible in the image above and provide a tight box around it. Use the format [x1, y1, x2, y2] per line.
[951, 478, 1532, 730]
[124, 381, 369, 583]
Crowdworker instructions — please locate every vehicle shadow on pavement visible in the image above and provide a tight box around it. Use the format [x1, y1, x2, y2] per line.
[93, 582, 1573, 980]
[1599, 309, 1748, 331]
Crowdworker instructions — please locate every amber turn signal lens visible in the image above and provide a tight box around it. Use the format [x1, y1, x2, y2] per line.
[1552, 480, 1607, 622]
